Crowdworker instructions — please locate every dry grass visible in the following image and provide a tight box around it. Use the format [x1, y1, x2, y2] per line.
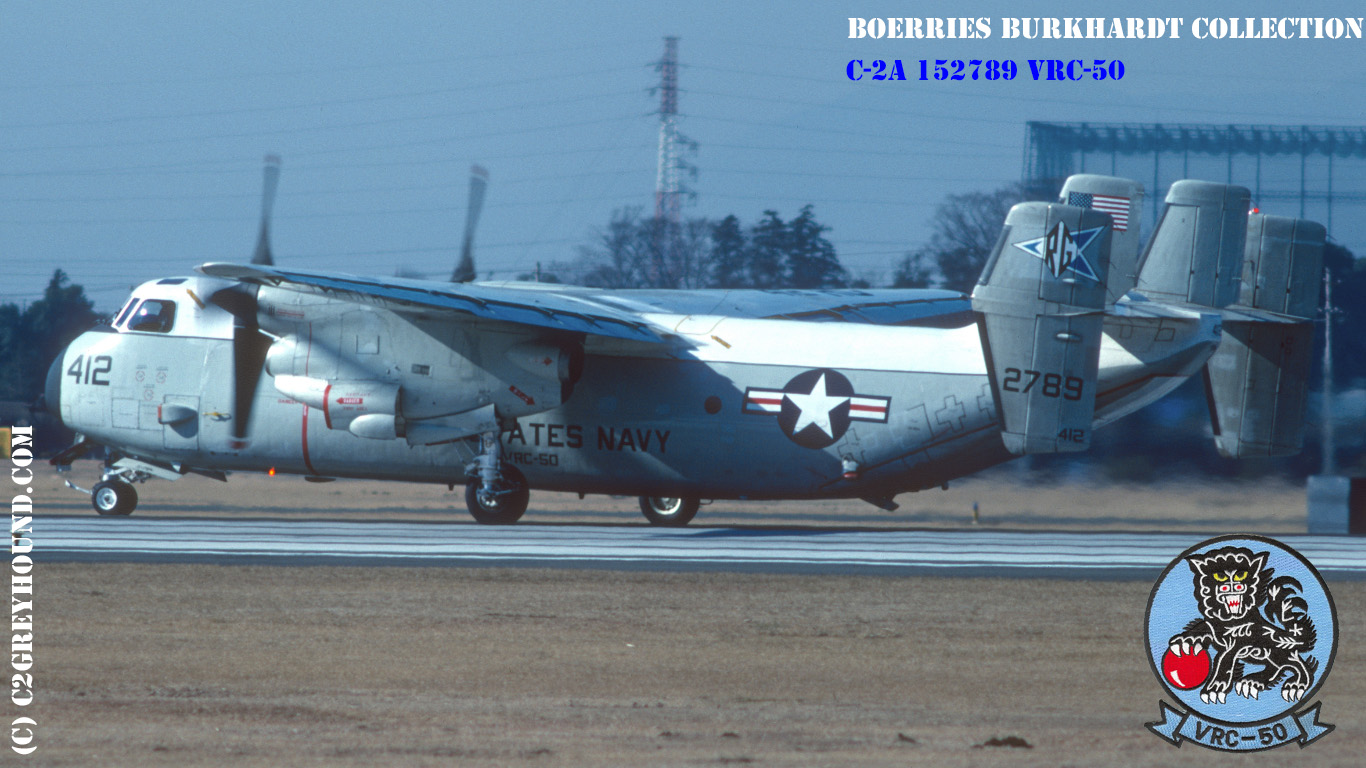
[26, 565, 1366, 766]
[24, 463, 1348, 766]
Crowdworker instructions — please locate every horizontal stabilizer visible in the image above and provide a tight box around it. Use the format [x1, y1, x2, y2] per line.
[972, 202, 1111, 454]
[1204, 213, 1325, 458]
[1134, 181, 1249, 309]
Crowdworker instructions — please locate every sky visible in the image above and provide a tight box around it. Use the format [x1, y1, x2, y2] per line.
[3, 0, 1365, 311]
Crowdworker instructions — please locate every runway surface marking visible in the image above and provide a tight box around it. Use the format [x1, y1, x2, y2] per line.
[33, 516, 1366, 576]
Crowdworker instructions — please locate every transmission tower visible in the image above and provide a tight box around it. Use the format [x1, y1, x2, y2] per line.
[653, 36, 695, 224]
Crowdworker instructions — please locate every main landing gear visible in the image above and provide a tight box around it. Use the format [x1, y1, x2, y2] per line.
[638, 496, 700, 526]
[464, 432, 529, 524]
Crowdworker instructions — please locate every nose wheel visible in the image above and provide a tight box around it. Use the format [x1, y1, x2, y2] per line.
[91, 480, 138, 516]
[464, 464, 529, 524]
[638, 496, 700, 526]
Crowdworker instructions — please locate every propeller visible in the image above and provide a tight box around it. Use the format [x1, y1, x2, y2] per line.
[251, 154, 282, 266]
[209, 286, 272, 446]
[451, 164, 489, 282]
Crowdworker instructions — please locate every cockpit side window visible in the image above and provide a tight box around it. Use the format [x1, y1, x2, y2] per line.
[127, 299, 176, 333]
[112, 298, 138, 328]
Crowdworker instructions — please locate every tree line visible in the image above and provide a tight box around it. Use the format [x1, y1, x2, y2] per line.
[556, 205, 854, 290]
[0, 271, 101, 403]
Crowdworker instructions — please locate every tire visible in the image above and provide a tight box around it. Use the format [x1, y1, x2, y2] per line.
[638, 496, 700, 526]
[91, 480, 138, 516]
[464, 465, 529, 524]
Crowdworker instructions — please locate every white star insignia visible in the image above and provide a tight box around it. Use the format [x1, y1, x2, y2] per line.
[784, 373, 849, 438]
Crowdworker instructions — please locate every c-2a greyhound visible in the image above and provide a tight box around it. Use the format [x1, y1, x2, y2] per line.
[45, 175, 1324, 525]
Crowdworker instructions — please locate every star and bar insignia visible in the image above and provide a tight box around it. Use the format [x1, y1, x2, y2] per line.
[744, 368, 890, 449]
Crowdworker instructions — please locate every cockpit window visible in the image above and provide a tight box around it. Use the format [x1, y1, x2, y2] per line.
[127, 299, 176, 333]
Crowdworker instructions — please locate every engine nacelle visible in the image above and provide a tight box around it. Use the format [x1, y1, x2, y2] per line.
[264, 337, 299, 377]
[273, 375, 400, 431]
[261, 318, 585, 425]
[505, 340, 583, 383]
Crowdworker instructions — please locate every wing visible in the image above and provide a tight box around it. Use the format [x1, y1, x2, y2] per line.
[197, 263, 665, 343]
[460, 283, 973, 327]
[198, 263, 974, 340]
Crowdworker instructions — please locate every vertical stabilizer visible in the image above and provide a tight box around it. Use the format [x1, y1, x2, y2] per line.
[972, 202, 1111, 454]
[1134, 181, 1249, 308]
[1204, 214, 1324, 458]
[1059, 174, 1143, 305]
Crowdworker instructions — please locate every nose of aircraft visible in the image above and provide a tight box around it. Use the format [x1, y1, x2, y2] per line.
[42, 349, 65, 423]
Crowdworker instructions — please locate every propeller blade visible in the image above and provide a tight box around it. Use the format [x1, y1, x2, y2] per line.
[251, 154, 282, 266]
[231, 324, 272, 445]
[451, 164, 489, 282]
[211, 286, 271, 446]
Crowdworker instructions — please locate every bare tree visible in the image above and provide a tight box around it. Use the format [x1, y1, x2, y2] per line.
[578, 208, 714, 289]
[894, 183, 1044, 292]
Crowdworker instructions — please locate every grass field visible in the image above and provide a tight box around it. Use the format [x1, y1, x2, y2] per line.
[24, 463, 1356, 766]
[28, 565, 1364, 767]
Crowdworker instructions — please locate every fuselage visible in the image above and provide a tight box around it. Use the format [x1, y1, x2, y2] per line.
[48, 275, 1220, 502]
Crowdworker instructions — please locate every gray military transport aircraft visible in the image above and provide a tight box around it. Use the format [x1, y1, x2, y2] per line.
[44, 175, 1324, 525]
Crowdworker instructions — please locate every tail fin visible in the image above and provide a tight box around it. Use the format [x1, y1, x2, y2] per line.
[972, 202, 1110, 454]
[1135, 181, 1250, 308]
[1204, 214, 1324, 458]
[1059, 174, 1144, 305]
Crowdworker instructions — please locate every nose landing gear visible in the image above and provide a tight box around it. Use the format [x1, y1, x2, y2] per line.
[59, 453, 153, 516]
[91, 479, 138, 516]
[463, 432, 529, 524]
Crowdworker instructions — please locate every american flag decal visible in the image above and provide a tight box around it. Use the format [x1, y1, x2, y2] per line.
[1068, 191, 1130, 231]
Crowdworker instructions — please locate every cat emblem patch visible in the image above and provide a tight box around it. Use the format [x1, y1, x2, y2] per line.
[1145, 535, 1337, 751]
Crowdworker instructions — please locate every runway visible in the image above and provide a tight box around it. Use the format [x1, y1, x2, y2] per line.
[34, 515, 1366, 577]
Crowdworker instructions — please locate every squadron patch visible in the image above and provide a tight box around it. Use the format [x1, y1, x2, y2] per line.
[1145, 535, 1337, 752]
[1012, 222, 1104, 281]
[744, 368, 889, 449]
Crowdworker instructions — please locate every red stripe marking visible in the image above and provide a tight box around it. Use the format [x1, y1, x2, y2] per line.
[748, 396, 783, 404]
[849, 404, 885, 413]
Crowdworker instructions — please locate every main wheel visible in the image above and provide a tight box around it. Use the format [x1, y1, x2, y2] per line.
[464, 465, 529, 524]
[638, 496, 700, 526]
[91, 480, 138, 516]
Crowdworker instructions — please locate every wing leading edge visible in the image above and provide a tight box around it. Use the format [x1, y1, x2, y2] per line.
[197, 263, 665, 343]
